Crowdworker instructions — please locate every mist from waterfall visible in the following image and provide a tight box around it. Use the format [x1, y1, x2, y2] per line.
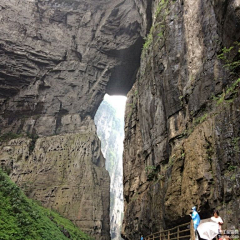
[94, 94, 126, 240]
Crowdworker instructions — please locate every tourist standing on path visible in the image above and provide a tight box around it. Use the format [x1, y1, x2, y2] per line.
[140, 234, 144, 240]
[190, 206, 201, 230]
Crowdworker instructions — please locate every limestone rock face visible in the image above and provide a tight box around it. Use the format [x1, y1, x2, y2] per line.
[0, 118, 110, 239]
[1, 0, 240, 239]
[0, 0, 146, 136]
[0, 0, 149, 239]
[122, 0, 240, 239]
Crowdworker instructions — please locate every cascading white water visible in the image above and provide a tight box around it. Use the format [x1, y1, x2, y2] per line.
[94, 94, 126, 240]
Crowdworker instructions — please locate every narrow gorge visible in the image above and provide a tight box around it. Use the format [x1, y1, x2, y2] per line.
[95, 95, 126, 240]
[0, 0, 240, 240]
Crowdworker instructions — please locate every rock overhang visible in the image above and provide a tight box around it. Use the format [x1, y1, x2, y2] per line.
[0, 0, 147, 135]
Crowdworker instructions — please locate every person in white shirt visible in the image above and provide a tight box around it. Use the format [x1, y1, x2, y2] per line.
[211, 209, 223, 232]
[197, 209, 223, 240]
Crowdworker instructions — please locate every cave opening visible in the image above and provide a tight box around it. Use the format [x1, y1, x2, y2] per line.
[94, 94, 127, 240]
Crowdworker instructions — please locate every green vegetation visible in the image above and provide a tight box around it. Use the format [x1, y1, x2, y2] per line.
[163, 154, 176, 171]
[212, 78, 240, 105]
[225, 78, 240, 95]
[232, 137, 240, 153]
[145, 152, 179, 182]
[0, 131, 39, 154]
[155, 0, 170, 42]
[0, 132, 23, 142]
[217, 42, 240, 73]
[230, 174, 236, 181]
[145, 165, 157, 181]
[0, 169, 93, 240]
[142, 28, 153, 55]
[27, 133, 39, 154]
[214, 42, 240, 105]
[142, 0, 170, 57]
[1, 164, 12, 176]
[193, 113, 208, 126]
[227, 165, 237, 172]
[155, 0, 169, 19]
[180, 113, 209, 137]
[157, 31, 164, 39]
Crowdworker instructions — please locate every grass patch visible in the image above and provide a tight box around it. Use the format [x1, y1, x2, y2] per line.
[0, 169, 93, 240]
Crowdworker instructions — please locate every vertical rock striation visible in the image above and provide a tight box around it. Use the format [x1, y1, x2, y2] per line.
[1, 0, 240, 239]
[122, 0, 240, 239]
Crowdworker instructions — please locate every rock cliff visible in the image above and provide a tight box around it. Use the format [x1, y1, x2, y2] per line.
[0, 118, 110, 239]
[122, 0, 240, 239]
[1, 0, 240, 239]
[0, 0, 145, 136]
[0, 0, 147, 239]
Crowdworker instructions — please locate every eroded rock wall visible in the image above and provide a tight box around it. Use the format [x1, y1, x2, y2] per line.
[122, 0, 240, 239]
[0, 0, 149, 239]
[0, 0, 145, 135]
[0, 118, 110, 239]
